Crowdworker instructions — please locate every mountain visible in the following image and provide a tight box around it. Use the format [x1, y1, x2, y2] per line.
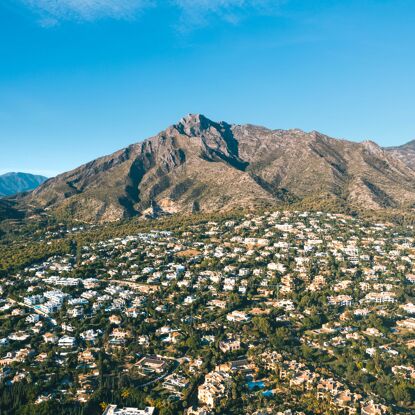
[385, 140, 415, 170]
[14, 115, 415, 222]
[0, 172, 47, 197]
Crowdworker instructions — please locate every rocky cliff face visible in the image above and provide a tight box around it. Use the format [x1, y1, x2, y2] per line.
[16, 114, 415, 222]
[385, 140, 415, 170]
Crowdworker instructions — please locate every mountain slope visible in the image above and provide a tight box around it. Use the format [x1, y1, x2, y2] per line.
[385, 140, 415, 170]
[0, 172, 47, 197]
[17, 115, 415, 222]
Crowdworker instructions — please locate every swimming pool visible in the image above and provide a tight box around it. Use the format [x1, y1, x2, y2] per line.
[247, 381, 265, 390]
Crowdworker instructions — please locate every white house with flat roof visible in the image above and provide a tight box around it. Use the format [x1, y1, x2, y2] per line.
[102, 405, 155, 415]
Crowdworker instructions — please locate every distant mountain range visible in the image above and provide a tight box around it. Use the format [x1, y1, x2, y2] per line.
[4, 115, 415, 222]
[0, 172, 47, 197]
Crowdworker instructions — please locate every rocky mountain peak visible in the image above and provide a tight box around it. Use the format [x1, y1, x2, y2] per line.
[180, 113, 208, 125]
[362, 140, 385, 158]
[362, 139, 380, 148]
[173, 113, 218, 136]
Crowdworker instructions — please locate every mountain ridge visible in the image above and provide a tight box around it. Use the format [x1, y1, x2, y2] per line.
[7, 114, 415, 222]
[385, 139, 415, 170]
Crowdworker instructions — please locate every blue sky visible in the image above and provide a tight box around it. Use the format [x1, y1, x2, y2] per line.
[1, 0, 415, 177]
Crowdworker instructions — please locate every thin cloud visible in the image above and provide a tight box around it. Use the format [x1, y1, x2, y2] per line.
[22, 0, 151, 26]
[21, 0, 282, 27]
[172, 0, 289, 31]
[173, 0, 246, 26]
[173, 0, 279, 24]
[174, 0, 271, 12]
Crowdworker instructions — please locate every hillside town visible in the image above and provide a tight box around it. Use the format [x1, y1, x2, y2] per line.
[0, 210, 414, 414]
